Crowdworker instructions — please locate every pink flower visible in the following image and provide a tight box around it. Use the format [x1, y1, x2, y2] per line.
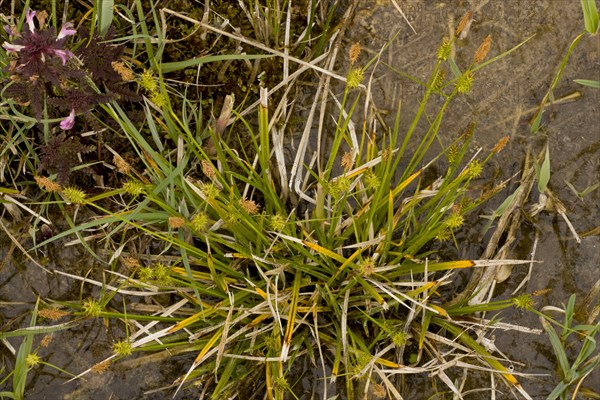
[49, 48, 74, 65]
[1, 9, 76, 67]
[2, 42, 25, 53]
[25, 9, 36, 33]
[57, 22, 76, 40]
[60, 109, 76, 130]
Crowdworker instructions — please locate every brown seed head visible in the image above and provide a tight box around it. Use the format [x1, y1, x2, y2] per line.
[91, 359, 111, 373]
[456, 10, 473, 39]
[35, 176, 62, 192]
[38, 308, 70, 321]
[492, 135, 509, 153]
[474, 35, 492, 63]
[111, 61, 135, 81]
[341, 151, 354, 171]
[40, 334, 53, 348]
[168, 216, 186, 229]
[240, 198, 259, 215]
[349, 42, 362, 65]
[121, 257, 141, 270]
[113, 154, 131, 174]
[201, 159, 216, 179]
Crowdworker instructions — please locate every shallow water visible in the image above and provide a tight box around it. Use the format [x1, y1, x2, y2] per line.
[340, 0, 599, 398]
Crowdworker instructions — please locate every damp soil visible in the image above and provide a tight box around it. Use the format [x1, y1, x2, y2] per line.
[1, 1, 598, 399]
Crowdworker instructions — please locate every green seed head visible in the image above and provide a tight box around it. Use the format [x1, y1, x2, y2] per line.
[112, 340, 133, 356]
[63, 186, 87, 204]
[83, 299, 102, 317]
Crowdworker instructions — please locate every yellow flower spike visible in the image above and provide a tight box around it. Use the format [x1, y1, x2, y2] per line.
[346, 67, 364, 89]
[455, 72, 474, 94]
[437, 37, 452, 61]
[112, 340, 133, 356]
[26, 353, 41, 368]
[62, 186, 87, 204]
[122, 180, 144, 196]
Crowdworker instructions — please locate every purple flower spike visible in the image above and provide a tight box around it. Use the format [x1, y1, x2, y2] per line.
[25, 9, 37, 33]
[57, 22, 76, 40]
[60, 109, 76, 130]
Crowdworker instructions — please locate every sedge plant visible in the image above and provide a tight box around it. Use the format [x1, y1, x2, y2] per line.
[0, 2, 550, 399]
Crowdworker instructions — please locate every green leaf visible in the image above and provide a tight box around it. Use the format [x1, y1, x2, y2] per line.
[158, 54, 273, 74]
[581, 0, 600, 34]
[448, 58, 462, 78]
[574, 78, 600, 88]
[541, 317, 571, 380]
[530, 109, 544, 134]
[538, 144, 551, 193]
[96, 0, 114, 36]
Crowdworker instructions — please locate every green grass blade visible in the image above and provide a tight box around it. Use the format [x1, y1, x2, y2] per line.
[574, 78, 600, 88]
[96, 0, 114, 36]
[541, 317, 572, 381]
[537, 144, 551, 193]
[158, 54, 273, 73]
[581, 0, 599, 34]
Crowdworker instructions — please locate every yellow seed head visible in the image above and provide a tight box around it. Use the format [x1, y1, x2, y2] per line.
[328, 176, 351, 199]
[83, 299, 102, 317]
[512, 294, 534, 309]
[435, 229, 452, 241]
[153, 263, 172, 285]
[455, 72, 474, 94]
[35, 176, 61, 192]
[122, 180, 145, 196]
[189, 212, 209, 232]
[139, 69, 158, 93]
[62, 186, 87, 204]
[137, 266, 155, 282]
[392, 331, 409, 347]
[269, 213, 287, 231]
[474, 34, 492, 63]
[447, 144, 459, 166]
[150, 92, 168, 107]
[432, 69, 446, 90]
[467, 159, 483, 179]
[437, 37, 452, 61]
[363, 170, 380, 190]
[26, 353, 41, 368]
[112, 340, 133, 356]
[200, 182, 220, 200]
[359, 257, 376, 276]
[347, 67, 364, 89]
[444, 212, 464, 230]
